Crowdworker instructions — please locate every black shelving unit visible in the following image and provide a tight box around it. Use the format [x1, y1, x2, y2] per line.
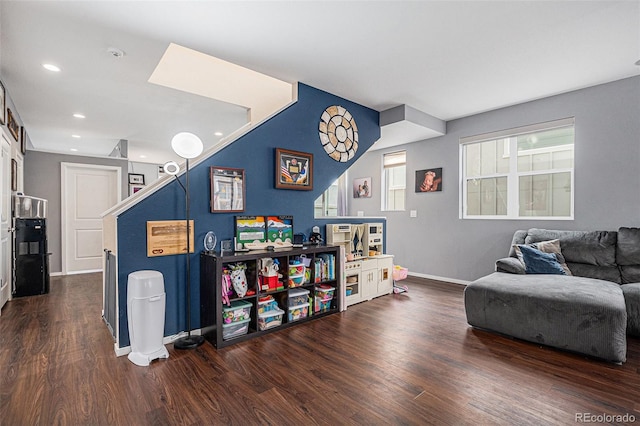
[200, 245, 341, 348]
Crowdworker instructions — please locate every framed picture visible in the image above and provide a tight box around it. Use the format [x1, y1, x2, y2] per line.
[11, 159, 17, 191]
[234, 216, 266, 248]
[7, 108, 19, 142]
[353, 177, 372, 198]
[129, 184, 145, 196]
[128, 173, 145, 185]
[267, 215, 293, 243]
[20, 127, 27, 155]
[0, 80, 5, 125]
[275, 148, 313, 190]
[210, 166, 245, 213]
[415, 168, 443, 192]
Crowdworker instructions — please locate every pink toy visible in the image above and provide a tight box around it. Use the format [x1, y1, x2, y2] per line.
[221, 271, 233, 306]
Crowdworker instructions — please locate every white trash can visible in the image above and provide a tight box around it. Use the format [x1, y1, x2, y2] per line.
[127, 270, 169, 366]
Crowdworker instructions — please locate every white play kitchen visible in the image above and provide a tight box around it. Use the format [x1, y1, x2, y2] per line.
[326, 223, 394, 306]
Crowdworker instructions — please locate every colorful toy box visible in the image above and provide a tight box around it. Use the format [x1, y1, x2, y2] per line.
[222, 318, 250, 340]
[315, 285, 335, 300]
[258, 295, 279, 314]
[222, 300, 252, 324]
[258, 307, 284, 330]
[288, 303, 309, 322]
[288, 288, 310, 307]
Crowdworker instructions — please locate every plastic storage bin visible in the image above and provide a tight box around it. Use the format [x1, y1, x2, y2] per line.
[258, 307, 284, 330]
[315, 285, 335, 300]
[289, 264, 305, 276]
[288, 288, 310, 306]
[222, 300, 252, 324]
[288, 274, 305, 288]
[258, 295, 279, 314]
[314, 296, 332, 313]
[222, 318, 250, 340]
[127, 270, 169, 366]
[288, 303, 309, 322]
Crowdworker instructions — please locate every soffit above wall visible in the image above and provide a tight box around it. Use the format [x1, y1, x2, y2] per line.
[371, 105, 446, 151]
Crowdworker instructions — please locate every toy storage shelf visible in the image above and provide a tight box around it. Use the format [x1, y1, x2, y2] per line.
[200, 245, 341, 349]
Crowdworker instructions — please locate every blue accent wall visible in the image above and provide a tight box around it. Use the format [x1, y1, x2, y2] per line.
[116, 83, 380, 346]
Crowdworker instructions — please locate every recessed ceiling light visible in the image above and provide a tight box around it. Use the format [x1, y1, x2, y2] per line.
[71, 134, 81, 138]
[139, 155, 147, 159]
[70, 148, 78, 152]
[107, 47, 125, 58]
[214, 132, 223, 137]
[42, 63, 61, 72]
[73, 113, 86, 119]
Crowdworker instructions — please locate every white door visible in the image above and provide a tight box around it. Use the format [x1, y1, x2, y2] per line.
[0, 132, 12, 312]
[62, 163, 121, 275]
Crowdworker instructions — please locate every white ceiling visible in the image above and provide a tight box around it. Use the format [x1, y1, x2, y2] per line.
[1, 1, 638, 164]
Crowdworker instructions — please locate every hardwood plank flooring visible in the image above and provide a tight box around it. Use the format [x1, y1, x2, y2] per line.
[1, 273, 639, 425]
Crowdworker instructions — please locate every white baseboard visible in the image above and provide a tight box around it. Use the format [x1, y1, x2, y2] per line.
[114, 329, 203, 357]
[408, 272, 470, 286]
[51, 269, 102, 277]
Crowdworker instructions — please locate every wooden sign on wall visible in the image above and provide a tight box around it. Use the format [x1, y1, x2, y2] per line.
[147, 220, 195, 257]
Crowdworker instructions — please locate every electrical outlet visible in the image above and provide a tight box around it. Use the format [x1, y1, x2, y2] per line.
[410, 210, 417, 218]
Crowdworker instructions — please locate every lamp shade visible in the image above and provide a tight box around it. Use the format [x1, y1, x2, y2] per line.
[171, 132, 203, 159]
[163, 161, 180, 176]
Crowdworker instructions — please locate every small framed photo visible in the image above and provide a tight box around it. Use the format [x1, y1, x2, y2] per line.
[129, 184, 145, 196]
[128, 173, 145, 185]
[11, 159, 17, 191]
[416, 168, 443, 192]
[275, 148, 313, 190]
[353, 177, 371, 198]
[20, 127, 27, 155]
[0, 80, 5, 125]
[210, 166, 245, 213]
[7, 108, 19, 142]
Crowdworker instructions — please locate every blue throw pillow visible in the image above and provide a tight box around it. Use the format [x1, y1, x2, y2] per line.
[517, 244, 567, 275]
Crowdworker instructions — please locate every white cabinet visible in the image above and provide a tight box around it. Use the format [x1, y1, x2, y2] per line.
[354, 255, 394, 304]
[377, 256, 394, 296]
[361, 258, 378, 301]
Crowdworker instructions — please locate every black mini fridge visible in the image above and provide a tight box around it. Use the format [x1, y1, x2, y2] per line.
[14, 218, 50, 297]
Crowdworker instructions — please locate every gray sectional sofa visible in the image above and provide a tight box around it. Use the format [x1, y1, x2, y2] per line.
[464, 227, 640, 363]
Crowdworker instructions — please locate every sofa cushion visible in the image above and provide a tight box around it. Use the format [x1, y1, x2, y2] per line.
[621, 283, 640, 337]
[464, 272, 628, 363]
[517, 245, 567, 275]
[507, 230, 529, 258]
[620, 265, 640, 285]
[567, 263, 621, 284]
[496, 257, 526, 274]
[525, 228, 617, 267]
[513, 239, 572, 275]
[616, 227, 640, 265]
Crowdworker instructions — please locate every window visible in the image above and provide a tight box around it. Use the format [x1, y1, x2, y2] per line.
[314, 179, 339, 217]
[383, 151, 406, 211]
[461, 118, 574, 219]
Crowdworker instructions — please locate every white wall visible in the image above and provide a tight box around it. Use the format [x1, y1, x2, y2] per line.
[347, 76, 640, 282]
[127, 161, 162, 196]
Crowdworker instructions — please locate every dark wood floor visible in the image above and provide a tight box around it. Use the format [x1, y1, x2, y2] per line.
[1, 273, 639, 425]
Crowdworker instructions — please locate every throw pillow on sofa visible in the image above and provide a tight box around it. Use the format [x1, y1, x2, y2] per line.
[513, 239, 572, 275]
[517, 245, 567, 275]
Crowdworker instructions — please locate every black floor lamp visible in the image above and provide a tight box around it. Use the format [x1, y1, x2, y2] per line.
[164, 132, 205, 350]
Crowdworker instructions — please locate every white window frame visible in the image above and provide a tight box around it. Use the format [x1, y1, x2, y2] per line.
[460, 118, 575, 220]
[382, 150, 406, 212]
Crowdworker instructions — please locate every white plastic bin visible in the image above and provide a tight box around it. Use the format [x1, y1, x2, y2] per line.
[127, 270, 170, 366]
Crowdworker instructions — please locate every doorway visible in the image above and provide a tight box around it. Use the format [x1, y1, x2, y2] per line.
[61, 163, 121, 275]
